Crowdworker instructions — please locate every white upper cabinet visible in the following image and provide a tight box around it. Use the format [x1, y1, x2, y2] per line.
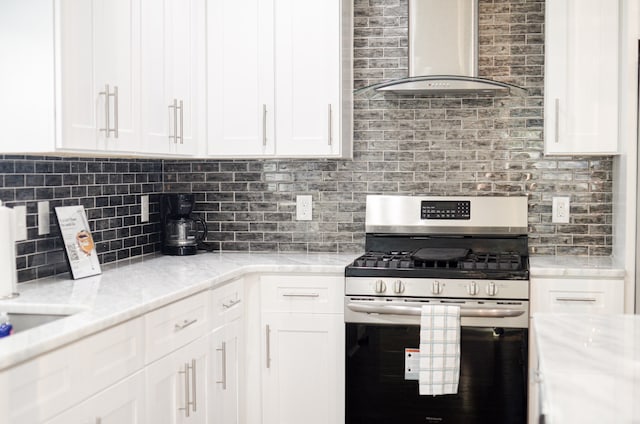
[207, 0, 352, 158]
[207, 0, 275, 156]
[140, 0, 206, 156]
[58, 0, 142, 153]
[0, 0, 55, 152]
[274, 0, 344, 157]
[544, 0, 619, 155]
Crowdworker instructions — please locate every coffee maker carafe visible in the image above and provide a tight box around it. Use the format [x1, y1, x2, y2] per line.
[161, 193, 208, 255]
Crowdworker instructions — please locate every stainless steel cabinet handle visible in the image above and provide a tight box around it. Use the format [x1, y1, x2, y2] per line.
[282, 292, 320, 298]
[222, 298, 242, 309]
[113, 86, 119, 138]
[179, 362, 191, 417]
[346, 302, 526, 318]
[99, 84, 110, 136]
[328, 104, 332, 146]
[266, 325, 271, 369]
[95, 418, 102, 424]
[174, 318, 198, 331]
[216, 341, 227, 390]
[555, 297, 597, 303]
[191, 359, 197, 412]
[554, 98, 559, 144]
[168, 99, 177, 143]
[179, 99, 184, 145]
[262, 104, 267, 146]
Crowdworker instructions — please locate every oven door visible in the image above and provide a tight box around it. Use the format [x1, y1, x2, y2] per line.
[345, 299, 528, 424]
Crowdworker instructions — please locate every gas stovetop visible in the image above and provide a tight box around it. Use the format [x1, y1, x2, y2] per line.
[348, 195, 531, 281]
[345, 250, 529, 280]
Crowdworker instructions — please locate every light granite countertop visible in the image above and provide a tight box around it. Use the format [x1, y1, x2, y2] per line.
[534, 313, 640, 423]
[0, 252, 358, 371]
[530, 255, 625, 278]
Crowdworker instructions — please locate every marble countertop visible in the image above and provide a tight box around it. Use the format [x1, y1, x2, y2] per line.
[0, 251, 358, 371]
[530, 256, 625, 278]
[534, 313, 640, 423]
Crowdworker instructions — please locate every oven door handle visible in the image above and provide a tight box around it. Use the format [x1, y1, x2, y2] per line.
[346, 302, 526, 318]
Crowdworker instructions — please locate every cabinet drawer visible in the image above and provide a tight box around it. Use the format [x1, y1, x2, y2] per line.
[211, 278, 244, 330]
[260, 275, 344, 314]
[0, 316, 144, 424]
[531, 278, 624, 314]
[145, 291, 209, 363]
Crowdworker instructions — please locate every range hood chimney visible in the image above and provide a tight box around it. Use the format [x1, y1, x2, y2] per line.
[362, 0, 526, 96]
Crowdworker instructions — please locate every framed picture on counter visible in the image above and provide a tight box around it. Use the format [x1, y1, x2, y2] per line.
[54, 205, 101, 279]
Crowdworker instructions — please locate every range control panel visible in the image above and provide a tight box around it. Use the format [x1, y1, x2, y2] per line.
[421, 200, 471, 220]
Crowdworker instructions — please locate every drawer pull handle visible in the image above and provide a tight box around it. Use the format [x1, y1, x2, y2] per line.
[191, 359, 197, 412]
[555, 297, 597, 303]
[175, 318, 198, 331]
[222, 298, 242, 309]
[282, 293, 320, 298]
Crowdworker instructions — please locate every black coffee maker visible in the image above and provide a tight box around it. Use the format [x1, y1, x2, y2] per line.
[161, 193, 208, 255]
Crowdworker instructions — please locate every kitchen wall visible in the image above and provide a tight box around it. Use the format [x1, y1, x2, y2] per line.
[0, 155, 162, 282]
[0, 0, 614, 283]
[165, 0, 613, 257]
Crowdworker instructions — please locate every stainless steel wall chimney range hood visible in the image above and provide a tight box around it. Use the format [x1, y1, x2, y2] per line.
[360, 0, 526, 97]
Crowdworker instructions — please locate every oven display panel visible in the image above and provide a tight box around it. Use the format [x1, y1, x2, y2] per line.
[421, 200, 470, 220]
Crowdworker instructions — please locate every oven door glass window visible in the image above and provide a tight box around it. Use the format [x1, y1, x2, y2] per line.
[345, 324, 528, 424]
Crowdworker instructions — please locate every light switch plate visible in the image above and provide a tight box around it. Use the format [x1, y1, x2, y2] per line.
[296, 195, 312, 221]
[13, 205, 27, 241]
[38, 201, 50, 235]
[141, 195, 149, 223]
[552, 196, 570, 224]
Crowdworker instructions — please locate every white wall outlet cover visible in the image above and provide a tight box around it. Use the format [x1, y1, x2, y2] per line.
[141, 195, 149, 223]
[37, 201, 50, 235]
[13, 205, 27, 241]
[296, 195, 313, 221]
[552, 196, 570, 224]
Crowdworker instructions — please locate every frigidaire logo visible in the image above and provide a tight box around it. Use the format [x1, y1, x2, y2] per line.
[425, 417, 443, 422]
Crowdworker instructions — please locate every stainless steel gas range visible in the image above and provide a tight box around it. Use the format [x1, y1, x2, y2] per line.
[344, 195, 529, 424]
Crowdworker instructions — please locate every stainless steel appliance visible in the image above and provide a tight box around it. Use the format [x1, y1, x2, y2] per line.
[345, 195, 529, 424]
[161, 193, 208, 256]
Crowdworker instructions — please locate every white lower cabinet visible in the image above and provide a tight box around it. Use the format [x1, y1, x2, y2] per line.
[44, 371, 146, 424]
[146, 336, 209, 424]
[528, 275, 624, 424]
[209, 278, 245, 424]
[262, 312, 344, 424]
[210, 318, 243, 424]
[257, 274, 345, 424]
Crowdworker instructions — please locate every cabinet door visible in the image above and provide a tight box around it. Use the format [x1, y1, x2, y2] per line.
[210, 318, 243, 424]
[262, 313, 344, 424]
[274, 0, 342, 157]
[206, 0, 275, 156]
[44, 371, 146, 424]
[141, 0, 205, 156]
[0, 0, 55, 152]
[58, 0, 141, 152]
[544, 0, 619, 155]
[146, 336, 208, 424]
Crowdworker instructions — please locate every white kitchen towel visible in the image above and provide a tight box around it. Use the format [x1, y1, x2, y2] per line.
[0, 201, 17, 298]
[418, 304, 460, 395]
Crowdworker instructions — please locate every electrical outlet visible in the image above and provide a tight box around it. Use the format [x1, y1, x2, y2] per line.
[13, 205, 27, 241]
[141, 195, 149, 223]
[296, 195, 313, 221]
[552, 196, 570, 224]
[38, 201, 50, 235]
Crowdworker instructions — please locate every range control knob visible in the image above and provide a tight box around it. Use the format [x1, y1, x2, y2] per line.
[374, 279, 387, 294]
[393, 280, 405, 294]
[486, 282, 498, 296]
[467, 281, 479, 296]
[431, 281, 443, 295]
